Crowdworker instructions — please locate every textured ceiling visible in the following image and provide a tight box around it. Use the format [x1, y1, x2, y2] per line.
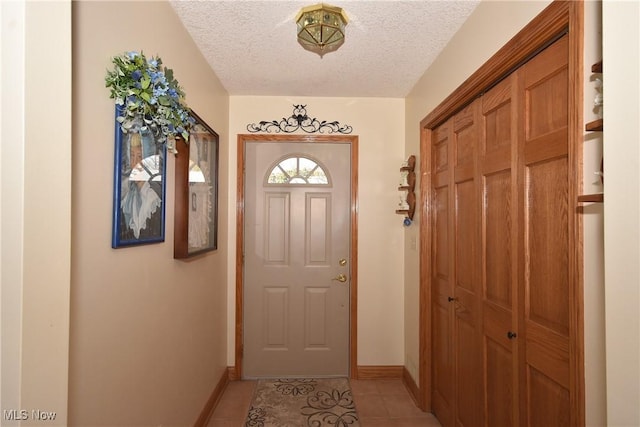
[170, 0, 480, 98]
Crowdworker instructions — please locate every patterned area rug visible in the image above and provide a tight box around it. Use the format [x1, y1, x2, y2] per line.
[245, 378, 360, 427]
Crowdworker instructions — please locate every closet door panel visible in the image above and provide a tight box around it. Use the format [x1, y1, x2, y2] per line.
[455, 316, 482, 427]
[455, 180, 476, 296]
[484, 80, 513, 152]
[520, 35, 571, 425]
[431, 121, 454, 427]
[481, 74, 519, 427]
[483, 169, 517, 427]
[453, 103, 483, 427]
[525, 61, 568, 141]
[526, 158, 569, 335]
[454, 178, 483, 426]
[484, 170, 513, 308]
[432, 293, 453, 426]
[435, 188, 450, 282]
[523, 129, 568, 164]
[454, 107, 476, 165]
[485, 336, 514, 427]
[526, 321, 570, 388]
[427, 8, 582, 424]
[528, 367, 571, 427]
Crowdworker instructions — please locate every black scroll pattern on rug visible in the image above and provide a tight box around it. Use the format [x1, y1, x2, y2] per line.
[273, 378, 318, 396]
[244, 377, 360, 427]
[245, 406, 266, 427]
[301, 388, 359, 426]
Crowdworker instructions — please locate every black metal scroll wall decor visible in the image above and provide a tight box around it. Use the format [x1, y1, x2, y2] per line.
[246, 104, 353, 134]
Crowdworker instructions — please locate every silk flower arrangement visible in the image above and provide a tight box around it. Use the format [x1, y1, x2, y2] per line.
[105, 51, 194, 154]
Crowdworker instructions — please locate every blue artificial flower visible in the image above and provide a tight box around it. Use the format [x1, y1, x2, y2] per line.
[149, 97, 157, 105]
[127, 51, 138, 60]
[126, 95, 138, 104]
[149, 58, 158, 68]
[131, 70, 142, 81]
[168, 88, 178, 98]
[153, 86, 168, 97]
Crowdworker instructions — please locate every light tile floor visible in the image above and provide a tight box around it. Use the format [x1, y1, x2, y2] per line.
[206, 378, 442, 426]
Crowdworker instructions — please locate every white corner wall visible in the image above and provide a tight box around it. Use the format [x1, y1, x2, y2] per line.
[603, 1, 640, 425]
[1, 1, 72, 425]
[70, 2, 230, 425]
[0, 0, 27, 421]
[228, 97, 406, 369]
[582, 2, 606, 425]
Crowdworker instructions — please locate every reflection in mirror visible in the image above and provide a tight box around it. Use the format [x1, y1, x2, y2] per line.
[188, 160, 206, 183]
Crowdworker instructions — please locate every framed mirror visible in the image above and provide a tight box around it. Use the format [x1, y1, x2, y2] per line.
[174, 111, 219, 258]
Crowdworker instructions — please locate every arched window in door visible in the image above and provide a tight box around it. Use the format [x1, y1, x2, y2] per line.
[266, 155, 330, 185]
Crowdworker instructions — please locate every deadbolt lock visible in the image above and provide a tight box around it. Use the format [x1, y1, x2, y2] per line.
[339, 258, 347, 266]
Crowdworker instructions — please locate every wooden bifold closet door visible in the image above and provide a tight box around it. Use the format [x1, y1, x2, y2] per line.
[430, 34, 578, 427]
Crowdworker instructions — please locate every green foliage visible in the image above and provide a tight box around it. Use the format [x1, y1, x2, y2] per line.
[105, 51, 194, 152]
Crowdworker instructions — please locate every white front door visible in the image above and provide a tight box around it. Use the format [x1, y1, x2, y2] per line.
[243, 141, 351, 378]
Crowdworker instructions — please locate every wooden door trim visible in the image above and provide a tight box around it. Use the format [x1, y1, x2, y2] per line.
[235, 133, 359, 379]
[419, 1, 584, 424]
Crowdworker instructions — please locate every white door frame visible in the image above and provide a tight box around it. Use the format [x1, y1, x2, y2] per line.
[235, 133, 359, 379]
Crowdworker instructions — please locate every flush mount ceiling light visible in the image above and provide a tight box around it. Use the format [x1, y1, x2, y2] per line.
[295, 3, 349, 57]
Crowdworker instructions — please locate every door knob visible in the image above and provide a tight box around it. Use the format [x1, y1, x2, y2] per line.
[507, 331, 517, 340]
[332, 273, 347, 283]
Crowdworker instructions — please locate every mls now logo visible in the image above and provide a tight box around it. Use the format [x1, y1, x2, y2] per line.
[3, 409, 57, 421]
[3, 410, 28, 421]
[32, 410, 57, 421]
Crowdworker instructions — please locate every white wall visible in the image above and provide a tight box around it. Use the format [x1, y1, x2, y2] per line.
[1, 0, 27, 421]
[228, 97, 406, 368]
[1, 1, 72, 425]
[582, 2, 606, 425]
[603, 1, 640, 425]
[70, 2, 230, 425]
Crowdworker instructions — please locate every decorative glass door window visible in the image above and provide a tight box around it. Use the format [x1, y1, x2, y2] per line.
[267, 155, 330, 185]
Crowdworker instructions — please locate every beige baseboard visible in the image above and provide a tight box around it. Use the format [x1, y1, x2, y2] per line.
[355, 365, 404, 379]
[194, 368, 230, 427]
